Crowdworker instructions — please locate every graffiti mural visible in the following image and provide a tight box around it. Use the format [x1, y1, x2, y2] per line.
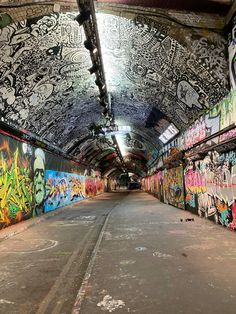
[96, 178, 105, 195]
[143, 150, 236, 230]
[0, 136, 33, 228]
[184, 161, 206, 214]
[45, 171, 85, 212]
[0, 12, 102, 152]
[33, 148, 46, 215]
[85, 178, 104, 197]
[163, 166, 185, 209]
[97, 13, 227, 131]
[200, 151, 236, 227]
[0, 131, 105, 229]
[184, 94, 235, 149]
[164, 89, 236, 151]
[184, 151, 236, 228]
[228, 12, 236, 89]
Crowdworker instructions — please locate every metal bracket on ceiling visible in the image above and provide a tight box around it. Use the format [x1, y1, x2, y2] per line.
[75, 0, 114, 125]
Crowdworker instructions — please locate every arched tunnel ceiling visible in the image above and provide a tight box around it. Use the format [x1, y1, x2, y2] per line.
[0, 1, 230, 177]
[97, 13, 228, 126]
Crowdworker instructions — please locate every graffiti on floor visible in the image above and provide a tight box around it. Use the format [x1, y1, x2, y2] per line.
[0, 238, 59, 254]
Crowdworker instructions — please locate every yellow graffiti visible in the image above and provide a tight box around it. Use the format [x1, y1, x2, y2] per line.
[70, 177, 85, 198]
[0, 148, 32, 227]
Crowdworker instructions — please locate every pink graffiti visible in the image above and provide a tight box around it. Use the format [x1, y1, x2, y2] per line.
[185, 169, 206, 193]
[219, 128, 236, 143]
[184, 118, 206, 149]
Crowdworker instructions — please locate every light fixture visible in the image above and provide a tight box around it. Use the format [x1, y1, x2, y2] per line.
[88, 63, 99, 74]
[84, 40, 97, 53]
[102, 107, 109, 116]
[99, 96, 108, 108]
[95, 78, 105, 89]
[99, 90, 106, 99]
[74, 9, 91, 25]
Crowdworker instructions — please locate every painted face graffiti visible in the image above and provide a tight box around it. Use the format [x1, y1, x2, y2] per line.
[33, 148, 45, 207]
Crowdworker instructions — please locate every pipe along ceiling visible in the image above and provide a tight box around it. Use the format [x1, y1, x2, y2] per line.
[0, 0, 230, 177]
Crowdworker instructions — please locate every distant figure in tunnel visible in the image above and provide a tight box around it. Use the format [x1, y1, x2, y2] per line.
[33, 148, 46, 216]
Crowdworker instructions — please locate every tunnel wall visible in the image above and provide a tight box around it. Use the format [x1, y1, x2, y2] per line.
[0, 131, 105, 229]
[143, 86, 236, 230]
[142, 149, 236, 229]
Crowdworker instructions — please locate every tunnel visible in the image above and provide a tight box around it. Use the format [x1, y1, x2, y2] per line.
[0, 0, 236, 313]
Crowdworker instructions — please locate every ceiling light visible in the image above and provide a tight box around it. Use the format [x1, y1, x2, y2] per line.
[74, 9, 91, 25]
[88, 63, 99, 74]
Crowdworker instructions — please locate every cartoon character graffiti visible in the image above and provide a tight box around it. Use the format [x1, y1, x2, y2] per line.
[33, 148, 46, 215]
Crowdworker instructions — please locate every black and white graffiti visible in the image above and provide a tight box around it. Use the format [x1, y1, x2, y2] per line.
[0, 10, 229, 174]
[0, 13, 102, 150]
[97, 13, 228, 128]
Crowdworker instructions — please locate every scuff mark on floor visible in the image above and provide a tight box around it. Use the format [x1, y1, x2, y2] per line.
[135, 247, 147, 252]
[184, 243, 216, 251]
[153, 251, 173, 258]
[97, 295, 125, 312]
[119, 260, 136, 265]
[104, 231, 112, 240]
[0, 299, 14, 304]
[168, 230, 187, 235]
[114, 234, 137, 240]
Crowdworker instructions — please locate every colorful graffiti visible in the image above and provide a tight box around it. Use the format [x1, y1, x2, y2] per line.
[45, 171, 86, 212]
[0, 138, 32, 228]
[96, 179, 105, 194]
[0, 132, 105, 229]
[185, 151, 236, 228]
[163, 166, 185, 209]
[142, 171, 164, 202]
[85, 178, 104, 197]
[162, 89, 236, 153]
[142, 167, 185, 209]
[183, 94, 236, 150]
[144, 150, 236, 230]
[184, 161, 206, 211]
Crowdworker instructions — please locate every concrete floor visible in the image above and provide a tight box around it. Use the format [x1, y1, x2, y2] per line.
[0, 193, 125, 314]
[1, 191, 236, 314]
